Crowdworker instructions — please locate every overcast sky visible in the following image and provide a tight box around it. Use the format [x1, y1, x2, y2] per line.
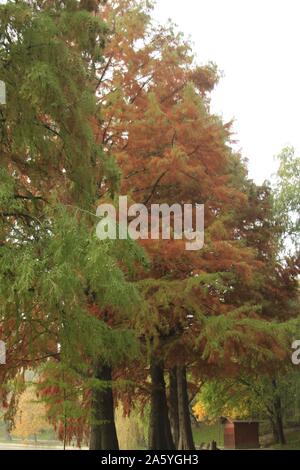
[154, 0, 300, 184]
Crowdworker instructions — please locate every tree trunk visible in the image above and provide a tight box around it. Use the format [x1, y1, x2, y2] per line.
[270, 418, 279, 444]
[169, 368, 179, 448]
[148, 357, 175, 450]
[3, 420, 12, 442]
[177, 366, 195, 450]
[89, 362, 119, 450]
[272, 379, 286, 445]
[274, 404, 286, 445]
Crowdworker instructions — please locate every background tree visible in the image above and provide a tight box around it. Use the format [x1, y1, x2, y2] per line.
[13, 386, 51, 442]
[273, 146, 300, 251]
[193, 368, 300, 445]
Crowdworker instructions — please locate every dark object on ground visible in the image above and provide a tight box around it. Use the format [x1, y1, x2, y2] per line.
[211, 440, 218, 450]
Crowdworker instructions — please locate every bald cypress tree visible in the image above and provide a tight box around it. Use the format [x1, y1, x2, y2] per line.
[0, 0, 142, 449]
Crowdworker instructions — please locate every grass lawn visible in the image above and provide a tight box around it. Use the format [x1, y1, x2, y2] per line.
[1, 421, 299, 450]
[270, 430, 300, 450]
[193, 423, 300, 450]
[193, 423, 224, 448]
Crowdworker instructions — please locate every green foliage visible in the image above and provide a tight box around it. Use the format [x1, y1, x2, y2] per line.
[0, 0, 113, 205]
[196, 369, 300, 423]
[0, 0, 299, 450]
[0, 1, 144, 425]
[274, 147, 300, 250]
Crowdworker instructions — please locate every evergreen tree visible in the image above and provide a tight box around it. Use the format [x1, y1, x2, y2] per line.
[92, 0, 295, 450]
[0, 0, 143, 450]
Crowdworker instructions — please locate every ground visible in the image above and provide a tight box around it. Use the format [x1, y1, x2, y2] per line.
[193, 423, 300, 450]
[193, 423, 224, 448]
[0, 422, 300, 450]
[269, 429, 300, 450]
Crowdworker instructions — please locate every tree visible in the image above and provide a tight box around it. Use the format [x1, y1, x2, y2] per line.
[2, 0, 297, 452]
[194, 368, 300, 446]
[92, 0, 291, 450]
[190, 179, 300, 446]
[13, 386, 51, 442]
[274, 147, 300, 250]
[0, 0, 142, 451]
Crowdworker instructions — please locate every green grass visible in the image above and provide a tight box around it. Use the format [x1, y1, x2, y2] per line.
[270, 430, 300, 450]
[193, 423, 300, 450]
[193, 423, 224, 448]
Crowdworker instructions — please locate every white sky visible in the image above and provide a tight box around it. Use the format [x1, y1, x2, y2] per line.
[154, 0, 300, 183]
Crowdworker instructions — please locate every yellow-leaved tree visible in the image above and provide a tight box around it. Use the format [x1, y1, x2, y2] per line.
[13, 387, 51, 442]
